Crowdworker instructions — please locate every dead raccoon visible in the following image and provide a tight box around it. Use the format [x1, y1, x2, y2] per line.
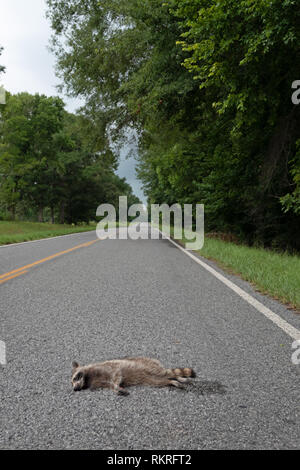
[71, 357, 196, 396]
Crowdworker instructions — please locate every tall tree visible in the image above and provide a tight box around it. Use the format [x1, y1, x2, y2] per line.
[46, 0, 199, 134]
[47, 0, 300, 250]
[0, 92, 65, 220]
[170, 0, 300, 247]
[0, 91, 139, 223]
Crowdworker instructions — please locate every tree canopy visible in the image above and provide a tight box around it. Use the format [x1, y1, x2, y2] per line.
[44, 1, 300, 249]
[0, 91, 139, 223]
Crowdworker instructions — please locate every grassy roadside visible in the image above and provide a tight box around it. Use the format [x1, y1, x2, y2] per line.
[168, 227, 300, 311]
[0, 221, 97, 246]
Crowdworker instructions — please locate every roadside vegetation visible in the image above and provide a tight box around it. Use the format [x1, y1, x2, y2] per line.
[46, 0, 300, 253]
[0, 221, 96, 246]
[181, 232, 300, 311]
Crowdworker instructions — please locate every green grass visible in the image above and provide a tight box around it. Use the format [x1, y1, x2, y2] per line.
[0, 221, 96, 246]
[158, 222, 300, 310]
[179, 234, 300, 310]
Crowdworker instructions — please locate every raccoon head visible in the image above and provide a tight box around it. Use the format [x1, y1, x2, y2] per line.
[71, 361, 88, 391]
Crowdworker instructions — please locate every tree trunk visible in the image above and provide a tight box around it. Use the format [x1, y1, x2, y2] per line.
[260, 109, 297, 191]
[38, 206, 44, 223]
[10, 205, 16, 221]
[59, 202, 65, 225]
[51, 206, 55, 224]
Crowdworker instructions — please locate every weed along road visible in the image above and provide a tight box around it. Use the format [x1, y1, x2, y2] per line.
[0, 228, 299, 449]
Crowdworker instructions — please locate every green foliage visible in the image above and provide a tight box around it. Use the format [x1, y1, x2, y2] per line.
[0, 220, 96, 245]
[46, 0, 195, 136]
[46, 0, 300, 251]
[186, 233, 300, 309]
[280, 148, 300, 215]
[169, 0, 300, 249]
[0, 91, 139, 223]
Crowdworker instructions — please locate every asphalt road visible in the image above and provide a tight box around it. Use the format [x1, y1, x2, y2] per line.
[0, 228, 299, 450]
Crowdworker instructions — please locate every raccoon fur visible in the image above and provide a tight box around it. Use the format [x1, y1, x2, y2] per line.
[71, 357, 196, 396]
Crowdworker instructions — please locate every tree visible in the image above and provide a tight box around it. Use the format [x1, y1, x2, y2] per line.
[0, 92, 66, 220]
[169, 0, 300, 248]
[46, 1, 200, 132]
[0, 91, 139, 223]
[47, 0, 300, 250]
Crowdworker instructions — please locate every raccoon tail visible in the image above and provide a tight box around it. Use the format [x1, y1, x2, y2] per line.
[170, 367, 196, 378]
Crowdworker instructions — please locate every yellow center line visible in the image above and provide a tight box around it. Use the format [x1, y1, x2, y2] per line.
[0, 238, 100, 281]
[0, 270, 28, 285]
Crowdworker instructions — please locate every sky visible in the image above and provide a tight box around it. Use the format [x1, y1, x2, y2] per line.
[0, 0, 145, 202]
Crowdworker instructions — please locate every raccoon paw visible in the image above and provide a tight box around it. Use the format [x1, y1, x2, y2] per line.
[176, 377, 189, 383]
[169, 380, 185, 389]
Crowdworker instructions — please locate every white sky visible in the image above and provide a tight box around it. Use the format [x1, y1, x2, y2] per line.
[0, 0, 145, 201]
[0, 0, 82, 112]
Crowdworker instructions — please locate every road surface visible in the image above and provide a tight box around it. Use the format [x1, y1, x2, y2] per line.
[0, 228, 299, 449]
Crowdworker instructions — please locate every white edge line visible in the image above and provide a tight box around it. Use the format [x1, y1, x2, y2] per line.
[0, 230, 96, 249]
[160, 230, 300, 341]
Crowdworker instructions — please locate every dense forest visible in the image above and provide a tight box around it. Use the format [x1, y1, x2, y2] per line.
[0, 48, 139, 224]
[44, 0, 300, 251]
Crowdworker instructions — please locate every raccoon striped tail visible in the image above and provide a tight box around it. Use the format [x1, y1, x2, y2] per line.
[171, 367, 196, 378]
